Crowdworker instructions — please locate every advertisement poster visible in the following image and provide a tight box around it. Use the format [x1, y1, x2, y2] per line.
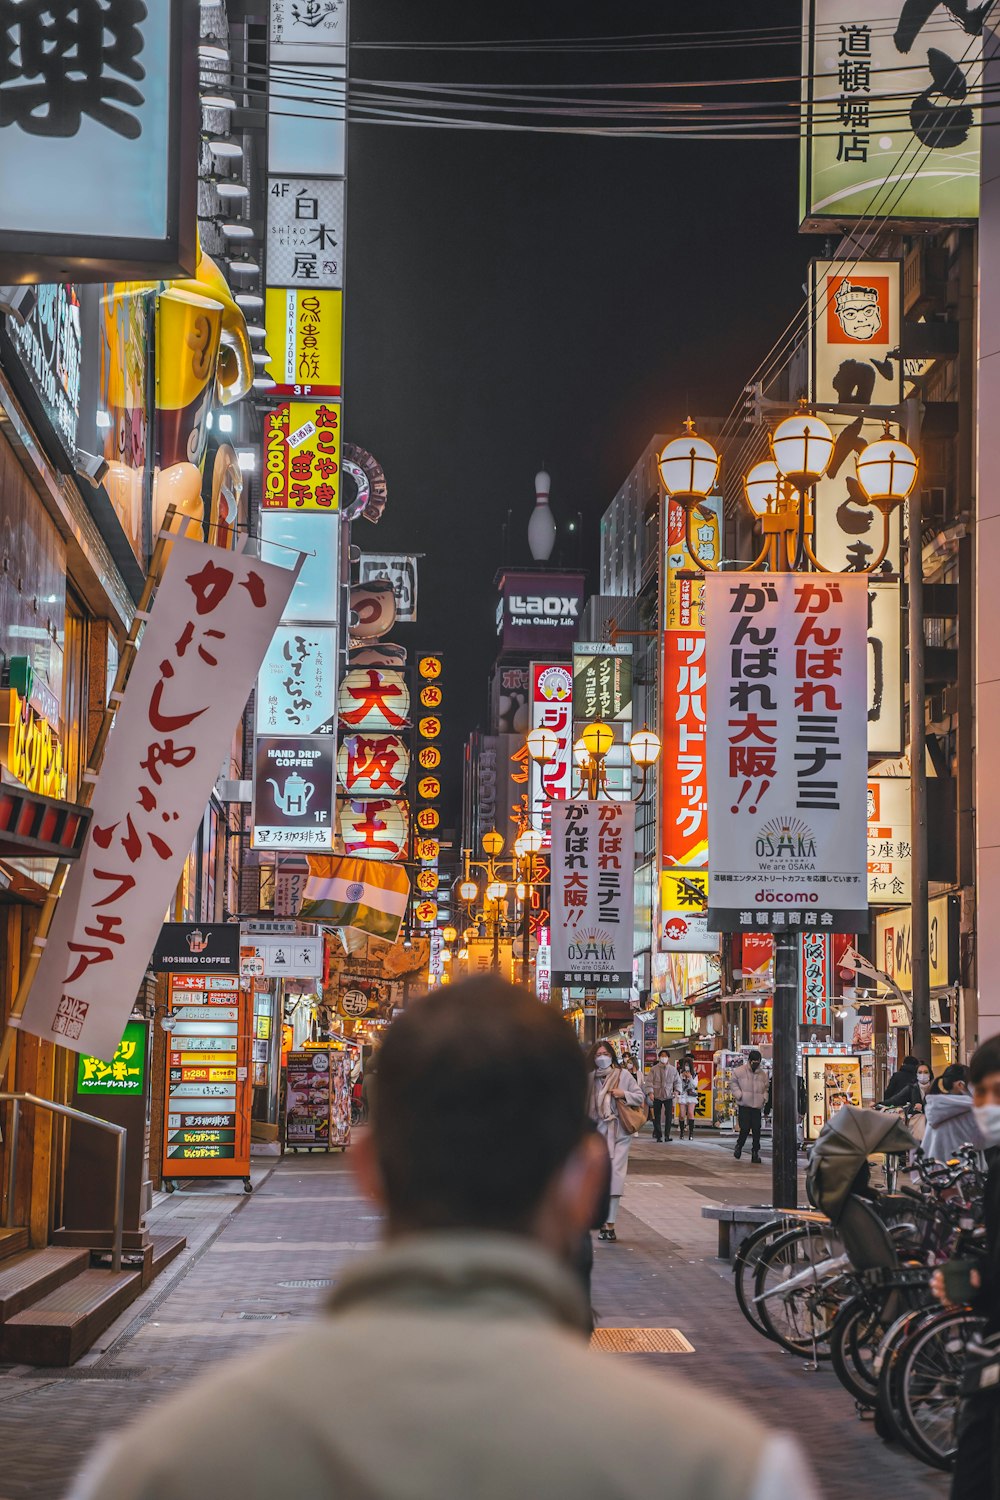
[497, 570, 585, 654]
[77, 1021, 147, 1097]
[705, 572, 869, 934]
[804, 1053, 864, 1142]
[693, 1056, 715, 1123]
[256, 625, 338, 738]
[572, 643, 633, 723]
[286, 1050, 333, 1147]
[800, 2, 981, 227]
[262, 400, 341, 511]
[550, 801, 635, 988]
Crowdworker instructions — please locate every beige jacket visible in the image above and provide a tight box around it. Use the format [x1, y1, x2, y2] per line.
[72, 1233, 815, 1500]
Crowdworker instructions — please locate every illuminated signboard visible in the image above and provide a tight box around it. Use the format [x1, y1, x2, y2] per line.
[77, 1021, 147, 1097]
[497, 570, 585, 654]
[264, 288, 344, 397]
[263, 400, 341, 511]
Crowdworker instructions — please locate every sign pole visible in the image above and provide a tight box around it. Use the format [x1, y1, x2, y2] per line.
[0, 509, 183, 1084]
[904, 398, 931, 1064]
[772, 931, 799, 1208]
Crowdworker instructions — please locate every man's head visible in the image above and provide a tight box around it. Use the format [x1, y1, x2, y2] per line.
[969, 1036, 1000, 1106]
[355, 979, 605, 1252]
[940, 1063, 969, 1095]
[748, 1049, 762, 1071]
[902, 1054, 918, 1069]
[658, 1049, 669, 1063]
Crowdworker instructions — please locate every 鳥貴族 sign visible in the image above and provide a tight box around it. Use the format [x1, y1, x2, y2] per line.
[550, 800, 635, 988]
[705, 573, 869, 934]
[151, 923, 240, 974]
[18, 540, 295, 1060]
[264, 289, 343, 398]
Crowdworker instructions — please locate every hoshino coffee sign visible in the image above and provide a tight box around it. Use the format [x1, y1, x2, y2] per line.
[496, 570, 585, 654]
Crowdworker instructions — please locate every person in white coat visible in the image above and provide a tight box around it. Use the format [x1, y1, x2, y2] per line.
[586, 1039, 646, 1241]
[922, 1064, 985, 1162]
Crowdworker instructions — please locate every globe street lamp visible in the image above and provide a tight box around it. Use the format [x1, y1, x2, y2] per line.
[459, 816, 545, 978]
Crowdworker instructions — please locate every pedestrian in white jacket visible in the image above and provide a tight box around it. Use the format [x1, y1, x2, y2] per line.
[586, 1040, 646, 1241]
[731, 1050, 769, 1164]
[923, 1064, 985, 1162]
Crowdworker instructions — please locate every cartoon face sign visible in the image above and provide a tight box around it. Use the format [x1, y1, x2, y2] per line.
[833, 279, 881, 342]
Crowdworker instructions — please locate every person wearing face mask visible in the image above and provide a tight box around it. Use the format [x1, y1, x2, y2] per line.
[884, 1059, 935, 1114]
[922, 1064, 984, 1164]
[586, 1040, 646, 1241]
[730, 1050, 769, 1165]
[647, 1049, 680, 1142]
[930, 1035, 1000, 1500]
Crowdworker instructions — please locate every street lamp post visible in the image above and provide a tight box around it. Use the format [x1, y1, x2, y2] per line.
[658, 410, 917, 1209]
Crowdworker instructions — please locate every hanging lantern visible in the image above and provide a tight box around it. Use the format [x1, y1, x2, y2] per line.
[339, 668, 410, 731]
[337, 734, 410, 795]
[416, 867, 438, 893]
[339, 797, 409, 860]
[417, 775, 441, 800]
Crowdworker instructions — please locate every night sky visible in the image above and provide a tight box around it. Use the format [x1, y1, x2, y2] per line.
[345, 1, 814, 823]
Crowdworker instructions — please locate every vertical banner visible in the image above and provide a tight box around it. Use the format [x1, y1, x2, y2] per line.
[800, 931, 830, 1027]
[529, 662, 573, 843]
[705, 572, 869, 935]
[808, 258, 904, 756]
[550, 801, 635, 988]
[162, 975, 252, 1177]
[19, 540, 296, 1061]
[800, 2, 981, 227]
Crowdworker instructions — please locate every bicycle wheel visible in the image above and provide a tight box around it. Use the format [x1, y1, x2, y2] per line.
[874, 1305, 940, 1449]
[830, 1296, 885, 1405]
[753, 1225, 848, 1358]
[733, 1219, 801, 1338]
[896, 1308, 985, 1470]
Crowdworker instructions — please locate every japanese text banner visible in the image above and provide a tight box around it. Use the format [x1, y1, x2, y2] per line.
[704, 573, 868, 935]
[19, 538, 297, 1059]
[550, 800, 635, 989]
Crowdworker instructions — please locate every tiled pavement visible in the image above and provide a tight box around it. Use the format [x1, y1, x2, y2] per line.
[0, 1129, 949, 1499]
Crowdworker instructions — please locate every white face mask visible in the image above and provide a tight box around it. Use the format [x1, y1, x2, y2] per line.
[595, 1054, 613, 1073]
[917, 1073, 931, 1086]
[973, 1103, 1000, 1148]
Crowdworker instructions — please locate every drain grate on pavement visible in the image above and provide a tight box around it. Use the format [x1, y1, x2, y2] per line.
[277, 1279, 334, 1289]
[590, 1328, 694, 1354]
[20, 1367, 148, 1380]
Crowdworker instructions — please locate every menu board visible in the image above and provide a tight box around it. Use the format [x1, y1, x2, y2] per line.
[803, 1053, 863, 1142]
[285, 1048, 352, 1151]
[162, 974, 252, 1179]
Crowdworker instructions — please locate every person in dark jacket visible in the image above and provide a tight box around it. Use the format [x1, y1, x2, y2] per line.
[932, 1034, 1000, 1499]
[883, 1054, 918, 1101]
[883, 1059, 934, 1112]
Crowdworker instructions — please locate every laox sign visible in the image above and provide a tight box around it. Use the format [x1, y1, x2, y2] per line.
[508, 594, 579, 621]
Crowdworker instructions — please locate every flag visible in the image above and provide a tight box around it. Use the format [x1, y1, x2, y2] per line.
[300, 855, 410, 941]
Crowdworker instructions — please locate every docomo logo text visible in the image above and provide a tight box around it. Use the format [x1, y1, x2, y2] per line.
[508, 595, 580, 619]
[754, 890, 819, 904]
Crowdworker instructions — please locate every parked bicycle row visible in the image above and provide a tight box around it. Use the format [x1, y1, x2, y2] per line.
[730, 1034, 1000, 1495]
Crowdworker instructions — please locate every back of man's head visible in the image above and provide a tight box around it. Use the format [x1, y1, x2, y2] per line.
[372, 978, 587, 1234]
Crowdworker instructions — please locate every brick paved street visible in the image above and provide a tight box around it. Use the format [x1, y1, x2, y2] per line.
[0, 1128, 948, 1499]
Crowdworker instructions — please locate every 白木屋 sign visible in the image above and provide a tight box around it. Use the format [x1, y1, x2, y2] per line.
[705, 573, 869, 934]
[550, 800, 635, 988]
[17, 539, 296, 1060]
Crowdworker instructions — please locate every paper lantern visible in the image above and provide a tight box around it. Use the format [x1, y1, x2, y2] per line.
[339, 668, 410, 731]
[337, 734, 410, 796]
[339, 797, 409, 860]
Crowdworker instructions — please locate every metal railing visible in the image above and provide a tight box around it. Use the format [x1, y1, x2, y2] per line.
[1, 1093, 126, 1272]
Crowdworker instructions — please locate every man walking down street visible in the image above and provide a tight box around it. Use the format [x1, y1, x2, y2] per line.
[647, 1048, 679, 1141]
[731, 1049, 769, 1164]
[72, 979, 819, 1500]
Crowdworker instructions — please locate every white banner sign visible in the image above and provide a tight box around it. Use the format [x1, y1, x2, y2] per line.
[242, 934, 323, 978]
[867, 776, 912, 904]
[267, 177, 344, 290]
[19, 539, 296, 1058]
[705, 573, 869, 934]
[255, 624, 337, 737]
[550, 800, 635, 988]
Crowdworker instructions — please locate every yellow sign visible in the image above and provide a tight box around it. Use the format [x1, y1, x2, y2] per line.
[659, 868, 708, 912]
[750, 1005, 773, 1041]
[417, 776, 441, 801]
[417, 837, 439, 862]
[416, 868, 438, 893]
[264, 288, 343, 397]
[418, 716, 441, 740]
[417, 746, 441, 770]
[420, 684, 443, 709]
[418, 655, 442, 679]
[416, 807, 440, 832]
[0, 688, 66, 799]
[414, 898, 438, 923]
[262, 400, 340, 511]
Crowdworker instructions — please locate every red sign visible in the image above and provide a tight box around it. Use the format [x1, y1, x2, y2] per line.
[800, 932, 830, 1028]
[661, 630, 708, 867]
[529, 662, 572, 844]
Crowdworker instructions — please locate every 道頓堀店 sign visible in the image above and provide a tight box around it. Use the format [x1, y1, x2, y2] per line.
[799, 2, 980, 227]
[705, 573, 869, 935]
